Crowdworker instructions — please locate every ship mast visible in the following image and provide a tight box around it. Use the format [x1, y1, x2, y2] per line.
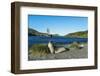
[47, 28, 52, 37]
[47, 28, 50, 35]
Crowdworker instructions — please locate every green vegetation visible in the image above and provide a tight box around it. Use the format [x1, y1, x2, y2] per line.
[68, 42, 79, 48]
[65, 30, 88, 38]
[29, 27, 88, 38]
[29, 44, 50, 57]
[28, 28, 49, 36]
[67, 42, 87, 49]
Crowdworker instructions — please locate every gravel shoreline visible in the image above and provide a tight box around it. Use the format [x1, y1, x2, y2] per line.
[28, 44, 88, 60]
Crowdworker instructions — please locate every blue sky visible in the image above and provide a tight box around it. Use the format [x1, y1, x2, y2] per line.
[28, 15, 88, 36]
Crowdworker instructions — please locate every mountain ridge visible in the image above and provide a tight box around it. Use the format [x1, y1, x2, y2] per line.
[28, 28, 88, 38]
[65, 30, 88, 38]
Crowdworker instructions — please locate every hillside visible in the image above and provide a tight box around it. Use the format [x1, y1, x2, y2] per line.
[65, 30, 88, 38]
[28, 28, 88, 38]
[28, 28, 49, 36]
[28, 28, 61, 37]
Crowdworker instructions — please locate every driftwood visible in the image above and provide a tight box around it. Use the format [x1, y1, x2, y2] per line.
[48, 41, 66, 54]
[55, 47, 66, 53]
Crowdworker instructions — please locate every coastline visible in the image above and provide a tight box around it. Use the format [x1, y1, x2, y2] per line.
[28, 44, 88, 60]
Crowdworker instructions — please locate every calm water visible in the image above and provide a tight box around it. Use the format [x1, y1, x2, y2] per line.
[28, 36, 88, 47]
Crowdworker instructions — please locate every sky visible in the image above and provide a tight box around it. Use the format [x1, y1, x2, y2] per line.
[28, 15, 88, 36]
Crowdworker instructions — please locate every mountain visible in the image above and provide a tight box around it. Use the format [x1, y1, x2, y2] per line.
[28, 28, 49, 36]
[65, 30, 88, 38]
[28, 28, 88, 38]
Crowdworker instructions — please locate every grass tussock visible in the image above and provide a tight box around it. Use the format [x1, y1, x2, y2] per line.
[68, 42, 87, 49]
[69, 42, 79, 48]
[29, 44, 50, 57]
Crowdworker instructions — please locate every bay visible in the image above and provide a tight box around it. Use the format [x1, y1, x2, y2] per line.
[28, 36, 87, 47]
